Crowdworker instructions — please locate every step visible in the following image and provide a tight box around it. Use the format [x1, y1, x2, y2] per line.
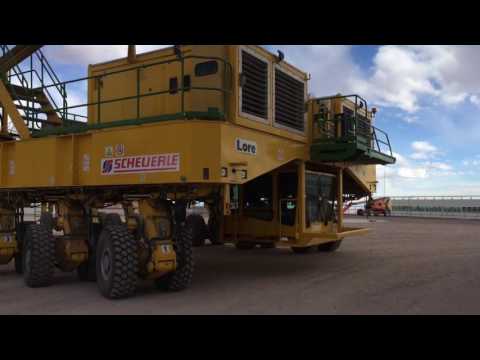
[0, 45, 42, 73]
[15, 104, 56, 114]
[0, 133, 16, 141]
[22, 116, 61, 127]
[7, 84, 49, 104]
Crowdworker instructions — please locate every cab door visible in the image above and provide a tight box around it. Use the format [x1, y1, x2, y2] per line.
[278, 171, 298, 240]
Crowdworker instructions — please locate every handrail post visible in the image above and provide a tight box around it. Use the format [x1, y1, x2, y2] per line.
[373, 129, 381, 152]
[63, 84, 67, 121]
[63, 92, 66, 122]
[97, 77, 101, 124]
[27, 55, 32, 123]
[354, 95, 358, 121]
[386, 134, 392, 156]
[223, 61, 227, 118]
[136, 67, 140, 120]
[181, 56, 185, 115]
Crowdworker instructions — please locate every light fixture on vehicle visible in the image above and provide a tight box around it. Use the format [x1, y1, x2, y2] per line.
[221, 167, 228, 177]
[240, 170, 248, 180]
[277, 50, 285, 63]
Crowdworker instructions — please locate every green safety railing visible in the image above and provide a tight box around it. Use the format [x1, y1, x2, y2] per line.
[0, 45, 86, 130]
[31, 52, 233, 136]
[313, 94, 393, 157]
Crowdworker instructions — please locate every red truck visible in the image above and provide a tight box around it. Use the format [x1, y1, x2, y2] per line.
[357, 197, 392, 217]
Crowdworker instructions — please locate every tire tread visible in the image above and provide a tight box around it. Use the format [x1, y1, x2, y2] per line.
[24, 224, 55, 287]
[97, 225, 138, 299]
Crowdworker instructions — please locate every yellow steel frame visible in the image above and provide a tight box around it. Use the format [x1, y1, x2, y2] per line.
[0, 45, 375, 248]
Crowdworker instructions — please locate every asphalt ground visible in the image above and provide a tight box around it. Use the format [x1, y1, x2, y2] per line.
[0, 216, 479, 314]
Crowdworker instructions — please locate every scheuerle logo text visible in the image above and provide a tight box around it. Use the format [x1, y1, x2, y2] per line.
[235, 138, 257, 156]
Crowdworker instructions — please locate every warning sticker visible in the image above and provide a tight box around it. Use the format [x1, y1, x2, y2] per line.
[101, 153, 180, 175]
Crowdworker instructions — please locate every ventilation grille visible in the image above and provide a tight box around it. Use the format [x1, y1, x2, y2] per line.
[241, 51, 268, 120]
[275, 69, 305, 132]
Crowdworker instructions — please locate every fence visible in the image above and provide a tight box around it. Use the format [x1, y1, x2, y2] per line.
[389, 196, 480, 219]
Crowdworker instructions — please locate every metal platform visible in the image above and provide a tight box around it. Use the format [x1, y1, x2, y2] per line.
[310, 114, 395, 165]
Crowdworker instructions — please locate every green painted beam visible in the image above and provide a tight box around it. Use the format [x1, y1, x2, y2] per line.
[31, 110, 225, 138]
[311, 138, 396, 165]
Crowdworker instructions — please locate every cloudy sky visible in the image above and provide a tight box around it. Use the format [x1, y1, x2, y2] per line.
[34, 45, 480, 197]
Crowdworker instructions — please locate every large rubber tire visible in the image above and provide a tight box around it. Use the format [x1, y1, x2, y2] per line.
[96, 224, 138, 299]
[79, 214, 118, 282]
[14, 221, 33, 275]
[317, 239, 343, 252]
[39, 212, 55, 231]
[291, 246, 316, 254]
[23, 223, 56, 288]
[155, 223, 194, 291]
[235, 241, 256, 250]
[208, 215, 224, 245]
[101, 213, 122, 227]
[186, 214, 208, 247]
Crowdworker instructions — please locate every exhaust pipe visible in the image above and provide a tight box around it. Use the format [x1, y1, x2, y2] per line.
[128, 45, 136, 63]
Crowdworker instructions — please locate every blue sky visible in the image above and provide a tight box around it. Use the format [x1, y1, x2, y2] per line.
[28, 45, 480, 197]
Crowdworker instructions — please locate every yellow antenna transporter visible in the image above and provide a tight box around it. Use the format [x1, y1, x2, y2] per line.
[0, 45, 395, 299]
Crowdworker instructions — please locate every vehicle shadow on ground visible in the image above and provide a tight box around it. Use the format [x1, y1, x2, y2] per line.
[133, 246, 367, 298]
[0, 269, 17, 277]
[0, 245, 367, 302]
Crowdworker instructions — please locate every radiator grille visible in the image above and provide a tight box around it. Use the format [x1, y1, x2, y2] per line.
[241, 51, 268, 120]
[275, 69, 305, 132]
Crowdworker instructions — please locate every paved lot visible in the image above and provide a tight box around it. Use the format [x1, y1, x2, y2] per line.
[1, 216, 480, 314]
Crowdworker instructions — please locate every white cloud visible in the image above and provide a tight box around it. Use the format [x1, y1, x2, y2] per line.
[397, 167, 428, 179]
[412, 141, 437, 153]
[376, 149, 461, 196]
[410, 141, 439, 160]
[270, 45, 362, 98]
[378, 151, 429, 181]
[470, 94, 480, 106]
[371, 46, 480, 111]
[355, 46, 440, 112]
[410, 153, 429, 160]
[45, 45, 170, 66]
[403, 115, 418, 123]
[274, 45, 480, 114]
[428, 162, 452, 171]
[392, 152, 408, 167]
[462, 159, 480, 167]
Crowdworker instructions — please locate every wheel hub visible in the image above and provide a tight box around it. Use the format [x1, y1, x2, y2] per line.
[101, 248, 112, 280]
[24, 247, 31, 274]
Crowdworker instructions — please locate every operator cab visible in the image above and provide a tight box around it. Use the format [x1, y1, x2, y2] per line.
[224, 161, 341, 247]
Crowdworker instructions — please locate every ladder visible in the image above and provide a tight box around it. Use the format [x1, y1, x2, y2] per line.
[0, 45, 70, 138]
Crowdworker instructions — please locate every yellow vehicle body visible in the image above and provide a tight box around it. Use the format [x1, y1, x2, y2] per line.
[0, 120, 304, 188]
[0, 45, 376, 243]
[0, 44, 395, 298]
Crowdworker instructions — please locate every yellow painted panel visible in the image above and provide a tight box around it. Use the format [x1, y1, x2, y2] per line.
[220, 123, 306, 182]
[88, 45, 229, 124]
[348, 164, 377, 193]
[86, 45, 308, 146]
[0, 120, 311, 189]
[11, 139, 56, 187]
